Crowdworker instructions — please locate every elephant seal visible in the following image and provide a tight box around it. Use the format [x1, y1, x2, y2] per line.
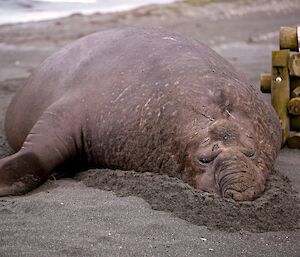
[0, 27, 281, 201]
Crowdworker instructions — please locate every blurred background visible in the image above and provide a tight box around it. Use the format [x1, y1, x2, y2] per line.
[0, 0, 176, 24]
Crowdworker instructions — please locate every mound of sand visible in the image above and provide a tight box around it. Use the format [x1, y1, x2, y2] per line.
[75, 168, 300, 233]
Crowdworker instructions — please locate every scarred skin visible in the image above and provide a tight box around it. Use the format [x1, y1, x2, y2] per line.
[0, 27, 281, 201]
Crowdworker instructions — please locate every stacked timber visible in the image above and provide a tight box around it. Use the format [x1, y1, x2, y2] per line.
[260, 26, 300, 149]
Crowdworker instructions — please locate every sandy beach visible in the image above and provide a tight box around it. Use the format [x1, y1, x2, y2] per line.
[0, 0, 299, 256]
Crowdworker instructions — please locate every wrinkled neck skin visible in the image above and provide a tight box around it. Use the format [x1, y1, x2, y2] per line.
[181, 113, 278, 202]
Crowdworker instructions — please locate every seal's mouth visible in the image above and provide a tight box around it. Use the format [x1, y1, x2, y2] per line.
[214, 153, 265, 201]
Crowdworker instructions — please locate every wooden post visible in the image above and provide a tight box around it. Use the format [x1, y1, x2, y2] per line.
[280, 27, 298, 51]
[271, 50, 290, 145]
[288, 97, 300, 115]
[291, 86, 300, 98]
[288, 53, 300, 76]
[259, 68, 300, 95]
[260, 73, 271, 93]
[287, 132, 300, 149]
[291, 116, 300, 131]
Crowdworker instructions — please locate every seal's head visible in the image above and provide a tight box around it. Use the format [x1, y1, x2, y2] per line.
[182, 118, 266, 201]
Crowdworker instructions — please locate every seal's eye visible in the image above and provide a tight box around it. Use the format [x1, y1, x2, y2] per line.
[244, 150, 256, 159]
[197, 156, 215, 166]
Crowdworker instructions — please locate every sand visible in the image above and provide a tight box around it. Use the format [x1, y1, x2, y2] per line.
[0, 0, 299, 256]
[75, 168, 299, 233]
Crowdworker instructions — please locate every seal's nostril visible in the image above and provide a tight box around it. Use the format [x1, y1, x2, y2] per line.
[223, 189, 243, 201]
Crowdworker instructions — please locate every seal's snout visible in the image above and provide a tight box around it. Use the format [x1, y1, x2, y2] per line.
[214, 150, 265, 201]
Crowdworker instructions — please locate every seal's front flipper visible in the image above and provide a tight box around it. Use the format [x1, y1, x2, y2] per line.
[0, 99, 83, 196]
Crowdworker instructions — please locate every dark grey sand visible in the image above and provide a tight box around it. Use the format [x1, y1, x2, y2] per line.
[1, 179, 299, 257]
[75, 168, 300, 233]
[0, 0, 300, 256]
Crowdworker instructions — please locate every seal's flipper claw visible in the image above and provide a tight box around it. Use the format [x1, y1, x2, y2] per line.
[0, 152, 44, 196]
